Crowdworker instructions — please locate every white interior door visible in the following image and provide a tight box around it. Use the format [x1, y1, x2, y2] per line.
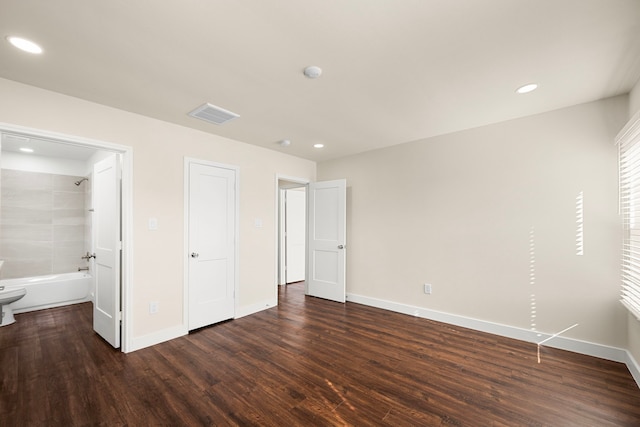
[188, 161, 236, 330]
[285, 188, 306, 283]
[93, 154, 121, 348]
[307, 179, 346, 302]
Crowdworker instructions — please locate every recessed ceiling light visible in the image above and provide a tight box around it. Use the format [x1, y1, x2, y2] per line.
[516, 83, 538, 94]
[6, 36, 43, 54]
[19, 147, 34, 153]
[304, 66, 322, 79]
[313, 143, 324, 149]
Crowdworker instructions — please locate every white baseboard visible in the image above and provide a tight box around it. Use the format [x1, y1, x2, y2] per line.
[235, 297, 277, 319]
[625, 350, 640, 387]
[128, 325, 187, 353]
[127, 298, 277, 353]
[125, 292, 640, 389]
[347, 293, 638, 387]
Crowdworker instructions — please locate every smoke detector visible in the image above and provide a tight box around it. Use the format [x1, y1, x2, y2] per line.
[303, 66, 322, 79]
[188, 103, 240, 125]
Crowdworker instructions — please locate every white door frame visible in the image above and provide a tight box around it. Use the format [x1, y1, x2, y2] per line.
[0, 122, 134, 353]
[278, 188, 287, 286]
[278, 187, 307, 286]
[275, 175, 310, 294]
[184, 157, 240, 329]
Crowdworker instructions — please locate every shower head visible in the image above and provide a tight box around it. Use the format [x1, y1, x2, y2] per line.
[74, 177, 89, 186]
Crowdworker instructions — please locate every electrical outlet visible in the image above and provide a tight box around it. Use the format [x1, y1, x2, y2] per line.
[149, 301, 159, 314]
[424, 283, 432, 294]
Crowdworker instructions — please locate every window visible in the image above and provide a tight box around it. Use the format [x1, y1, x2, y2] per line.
[618, 112, 640, 319]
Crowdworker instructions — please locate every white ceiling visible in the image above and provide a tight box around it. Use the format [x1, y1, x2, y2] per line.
[1, 0, 639, 162]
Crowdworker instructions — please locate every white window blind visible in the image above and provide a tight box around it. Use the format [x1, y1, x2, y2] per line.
[618, 112, 640, 320]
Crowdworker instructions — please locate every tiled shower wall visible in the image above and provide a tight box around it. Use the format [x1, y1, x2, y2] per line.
[0, 169, 88, 279]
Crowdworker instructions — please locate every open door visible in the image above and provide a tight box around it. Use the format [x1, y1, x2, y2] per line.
[307, 179, 346, 302]
[93, 154, 121, 348]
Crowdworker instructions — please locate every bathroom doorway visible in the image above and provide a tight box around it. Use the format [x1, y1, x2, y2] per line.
[0, 123, 132, 352]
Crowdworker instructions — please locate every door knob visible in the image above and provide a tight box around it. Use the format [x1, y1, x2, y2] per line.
[337, 245, 345, 249]
[191, 252, 199, 258]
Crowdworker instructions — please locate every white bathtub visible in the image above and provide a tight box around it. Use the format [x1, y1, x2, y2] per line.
[0, 272, 92, 314]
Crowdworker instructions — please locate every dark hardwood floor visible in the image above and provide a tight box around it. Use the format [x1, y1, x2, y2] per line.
[1, 283, 640, 426]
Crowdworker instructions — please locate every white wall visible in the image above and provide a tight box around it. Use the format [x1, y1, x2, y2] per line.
[318, 95, 628, 348]
[627, 77, 640, 366]
[630, 78, 640, 119]
[0, 77, 316, 346]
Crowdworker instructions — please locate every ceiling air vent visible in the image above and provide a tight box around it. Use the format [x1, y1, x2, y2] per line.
[188, 103, 240, 125]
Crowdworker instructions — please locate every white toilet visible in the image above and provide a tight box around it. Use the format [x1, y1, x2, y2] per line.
[0, 286, 27, 326]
